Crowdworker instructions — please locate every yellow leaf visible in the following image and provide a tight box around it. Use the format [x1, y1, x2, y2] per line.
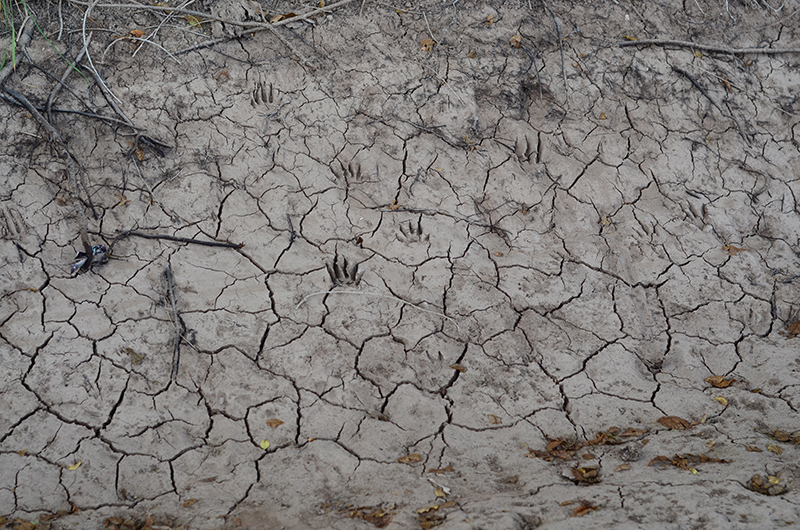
[67, 461, 81, 471]
[319, 0, 325, 6]
[692, 50, 703, 57]
[260, 440, 271, 450]
[434, 487, 446, 498]
[509, 34, 522, 48]
[768, 475, 780, 484]
[398, 453, 421, 464]
[713, 396, 728, 406]
[690, 467, 698, 474]
[615, 464, 631, 472]
[767, 443, 783, 455]
[623, 35, 638, 41]
[486, 15, 495, 25]
[184, 15, 202, 26]
[599, 112, 607, 120]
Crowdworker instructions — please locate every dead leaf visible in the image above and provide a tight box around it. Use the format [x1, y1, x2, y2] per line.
[623, 35, 638, 41]
[692, 50, 703, 58]
[748, 474, 787, 495]
[599, 112, 607, 120]
[705, 375, 736, 388]
[722, 244, 746, 255]
[713, 396, 729, 407]
[259, 440, 270, 450]
[656, 416, 695, 430]
[493, 251, 504, 257]
[388, 200, 401, 210]
[570, 501, 599, 517]
[427, 465, 454, 474]
[488, 414, 502, 425]
[17, 450, 26, 457]
[449, 364, 466, 373]
[398, 453, 422, 464]
[509, 34, 522, 48]
[774, 430, 790, 442]
[184, 15, 202, 26]
[345, 504, 396, 527]
[745, 445, 762, 452]
[486, 15, 495, 25]
[599, 215, 611, 226]
[66, 461, 81, 471]
[183, 498, 197, 507]
[440, 500, 456, 509]
[767, 443, 783, 455]
[266, 418, 284, 429]
[559, 500, 574, 506]
[615, 464, 631, 472]
[571, 465, 601, 484]
[420, 38, 435, 52]
[129, 29, 144, 38]
[434, 487, 446, 498]
[417, 505, 439, 514]
[270, 12, 297, 23]
[648, 453, 729, 470]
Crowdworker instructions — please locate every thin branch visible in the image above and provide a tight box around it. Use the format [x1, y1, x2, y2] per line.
[46, 32, 91, 122]
[619, 39, 800, 55]
[100, 230, 244, 249]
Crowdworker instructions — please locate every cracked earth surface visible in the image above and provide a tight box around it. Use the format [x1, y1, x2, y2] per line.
[2, 0, 800, 528]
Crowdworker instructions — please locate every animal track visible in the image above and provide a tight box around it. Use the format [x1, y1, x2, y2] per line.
[515, 134, 537, 163]
[396, 220, 429, 244]
[0, 205, 26, 240]
[326, 254, 363, 287]
[332, 159, 362, 182]
[251, 78, 275, 107]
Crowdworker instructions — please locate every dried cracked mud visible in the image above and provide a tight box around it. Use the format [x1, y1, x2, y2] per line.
[2, 0, 800, 528]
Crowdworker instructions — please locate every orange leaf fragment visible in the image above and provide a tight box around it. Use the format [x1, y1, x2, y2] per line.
[745, 445, 762, 452]
[420, 39, 435, 52]
[270, 12, 297, 23]
[488, 414, 502, 425]
[656, 416, 695, 430]
[130, 29, 144, 38]
[705, 375, 735, 388]
[398, 453, 422, 464]
[449, 364, 467, 373]
[266, 418, 284, 429]
[722, 244, 746, 255]
[570, 501, 599, 517]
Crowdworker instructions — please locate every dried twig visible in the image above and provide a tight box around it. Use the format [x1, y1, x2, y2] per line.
[101, 230, 243, 249]
[46, 33, 91, 123]
[672, 66, 750, 145]
[165, 264, 182, 380]
[619, 39, 800, 55]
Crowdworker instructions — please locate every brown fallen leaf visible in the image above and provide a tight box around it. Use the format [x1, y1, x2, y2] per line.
[722, 244, 746, 255]
[571, 465, 601, 484]
[570, 501, 599, 517]
[656, 416, 695, 430]
[488, 414, 502, 425]
[745, 445, 762, 452]
[783, 320, 800, 338]
[449, 364, 467, 373]
[398, 453, 422, 464]
[440, 500, 457, 509]
[705, 375, 736, 388]
[420, 38, 435, 52]
[17, 449, 26, 457]
[434, 487, 446, 498]
[270, 12, 297, 23]
[266, 418, 284, 429]
[509, 34, 522, 48]
[648, 453, 729, 470]
[183, 498, 197, 507]
[767, 443, 783, 455]
[748, 474, 787, 496]
[615, 464, 631, 472]
[427, 465, 454, 474]
[774, 430, 790, 442]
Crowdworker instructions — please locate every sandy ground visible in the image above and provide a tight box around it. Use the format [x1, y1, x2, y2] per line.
[2, 0, 800, 528]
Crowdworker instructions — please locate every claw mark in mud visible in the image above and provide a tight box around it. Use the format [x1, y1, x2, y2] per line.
[326, 254, 364, 287]
[515, 134, 537, 163]
[0, 205, 26, 241]
[251, 75, 288, 132]
[332, 159, 363, 185]
[396, 219, 429, 244]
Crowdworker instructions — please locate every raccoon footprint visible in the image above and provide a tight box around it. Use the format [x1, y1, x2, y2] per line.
[0, 205, 26, 240]
[326, 254, 363, 287]
[396, 220, 429, 244]
[332, 159, 362, 182]
[515, 134, 537, 163]
[251, 79, 276, 107]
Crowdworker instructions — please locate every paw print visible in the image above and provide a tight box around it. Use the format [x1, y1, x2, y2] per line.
[332, 159, 362, 183]
[396, 220, 429, 244]
[326, 254, 363, 287]
[515, 134, 536, 163]
[0, 205, 25, 240]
